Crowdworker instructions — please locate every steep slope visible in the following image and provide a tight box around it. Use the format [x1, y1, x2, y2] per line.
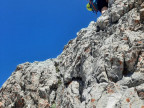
[0, 0, 144, 108]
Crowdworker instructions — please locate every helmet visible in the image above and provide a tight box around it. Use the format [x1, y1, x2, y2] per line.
[86, 3, 92, 11]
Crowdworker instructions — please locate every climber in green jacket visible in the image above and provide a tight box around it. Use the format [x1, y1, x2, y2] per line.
[86, 0, 108, 14]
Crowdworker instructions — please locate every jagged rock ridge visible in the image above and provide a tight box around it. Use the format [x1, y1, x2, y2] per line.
[0, 0, 144, 107]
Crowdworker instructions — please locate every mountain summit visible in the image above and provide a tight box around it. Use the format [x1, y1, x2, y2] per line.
[0, 0, 144, 107]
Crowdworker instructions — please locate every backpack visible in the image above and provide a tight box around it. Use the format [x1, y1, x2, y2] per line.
[89, 0, 98, 13]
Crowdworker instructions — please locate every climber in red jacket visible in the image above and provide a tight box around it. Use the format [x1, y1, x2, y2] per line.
[86, 0, 108, 14]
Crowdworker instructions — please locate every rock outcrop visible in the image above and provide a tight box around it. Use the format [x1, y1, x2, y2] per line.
[0, 0, 144, 107]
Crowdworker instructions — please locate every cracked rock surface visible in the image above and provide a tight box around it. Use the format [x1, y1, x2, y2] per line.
[0, 0, 144, 108]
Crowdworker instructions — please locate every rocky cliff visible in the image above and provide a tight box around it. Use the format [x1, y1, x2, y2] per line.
[1, 0, 144, 108]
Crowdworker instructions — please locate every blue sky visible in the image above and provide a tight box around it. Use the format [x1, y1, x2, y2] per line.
[0, 0, 100, 87]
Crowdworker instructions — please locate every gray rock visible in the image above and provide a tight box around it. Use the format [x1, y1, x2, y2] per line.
[1, 0, 144, 108]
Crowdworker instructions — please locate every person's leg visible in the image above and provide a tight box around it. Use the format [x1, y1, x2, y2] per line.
[101, 6, 108, 14]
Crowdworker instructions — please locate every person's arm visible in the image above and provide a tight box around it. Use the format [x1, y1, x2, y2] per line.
[101, 6, 108, 14]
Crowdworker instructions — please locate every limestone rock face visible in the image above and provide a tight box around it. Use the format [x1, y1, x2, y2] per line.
[1, 0, 144, 108]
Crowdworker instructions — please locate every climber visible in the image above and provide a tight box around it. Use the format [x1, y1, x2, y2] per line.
[86, 0, 108, 14]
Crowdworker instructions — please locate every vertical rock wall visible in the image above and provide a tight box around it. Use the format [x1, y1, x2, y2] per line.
[0, 0, 144, 108]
